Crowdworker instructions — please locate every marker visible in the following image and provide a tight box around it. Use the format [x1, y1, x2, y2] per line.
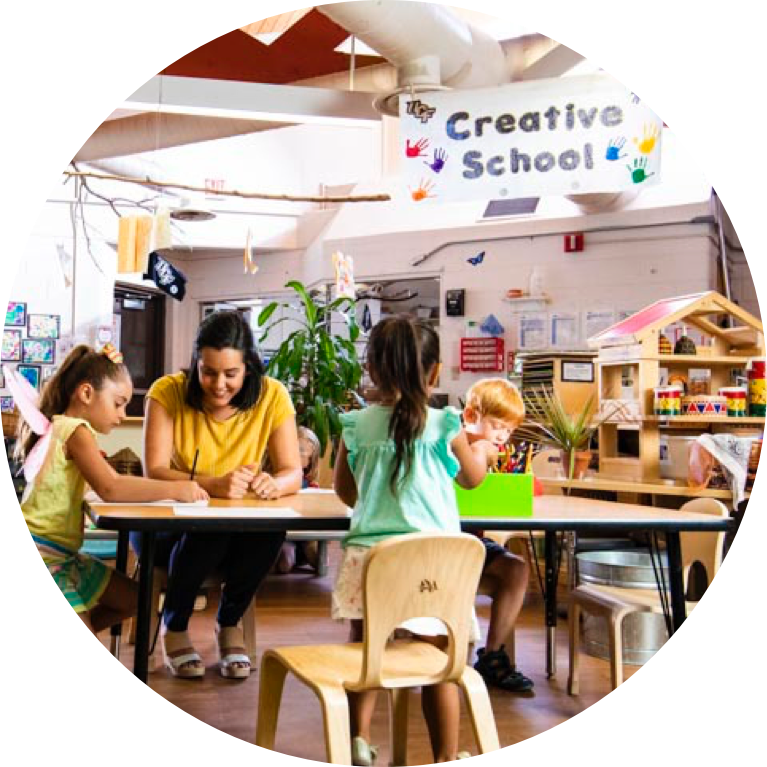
[190, 449, 199, 481]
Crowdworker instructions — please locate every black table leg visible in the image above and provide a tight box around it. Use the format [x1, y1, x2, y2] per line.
[109, 531, 129, 658]
[544, 530, 558, 678]
[665, 531, 686, 633]
[134, 531, 156, 683]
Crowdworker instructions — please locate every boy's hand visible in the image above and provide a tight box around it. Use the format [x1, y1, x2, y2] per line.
[471, 439, 499, 466]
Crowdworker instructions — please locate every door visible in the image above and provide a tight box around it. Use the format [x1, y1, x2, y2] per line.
[114, 286, 166, 416]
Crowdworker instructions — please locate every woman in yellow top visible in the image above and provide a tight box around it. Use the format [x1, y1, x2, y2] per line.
[140, 311, 302, 679]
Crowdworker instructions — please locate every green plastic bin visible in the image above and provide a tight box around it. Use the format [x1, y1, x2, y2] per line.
[455, 473, 533, 518]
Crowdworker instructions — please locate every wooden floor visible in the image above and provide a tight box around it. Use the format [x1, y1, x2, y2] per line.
[103, 543, 639, 764]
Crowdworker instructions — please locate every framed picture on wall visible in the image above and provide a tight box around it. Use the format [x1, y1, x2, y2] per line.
[17, 365, 41, 390]
[2, 329, 22, 362]
[28, 314, 60, 339]
[22, 338, 55, 365]
[41, 366, 56, 384]
[0, 368, 4, 388]
[0, 396, 14, 413]
[5, 302, 26, 327]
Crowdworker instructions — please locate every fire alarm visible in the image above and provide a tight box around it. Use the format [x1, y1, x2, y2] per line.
[445, 289, 465, 317]
[564, 233, 584, 252]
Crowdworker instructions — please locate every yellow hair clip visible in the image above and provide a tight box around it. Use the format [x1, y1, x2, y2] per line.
[101, 343, 124, 364]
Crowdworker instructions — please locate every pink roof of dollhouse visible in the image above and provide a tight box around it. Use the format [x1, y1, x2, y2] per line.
[590, 292, 711, 345]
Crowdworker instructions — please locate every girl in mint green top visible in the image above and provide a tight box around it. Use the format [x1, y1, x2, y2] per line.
[331, 315, 493, 765]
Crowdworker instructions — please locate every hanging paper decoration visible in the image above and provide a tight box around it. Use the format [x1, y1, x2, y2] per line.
[56, 242, 73, 288]
[117, 215, 153, 274]
[243, 228, 259, 275]
[144, 252, 187, 301]
[151, 208, 172, 252]
[332, 251, 355, 299]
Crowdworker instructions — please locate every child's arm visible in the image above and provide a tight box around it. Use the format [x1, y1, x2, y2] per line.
[67, 425, 208, 503]
[451, 430, 491, 489]
[333, 441, 357, 508]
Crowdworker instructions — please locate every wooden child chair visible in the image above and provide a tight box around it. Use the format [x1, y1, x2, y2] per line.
[567, 497, 728, 693]
[255, 533, 500, 764]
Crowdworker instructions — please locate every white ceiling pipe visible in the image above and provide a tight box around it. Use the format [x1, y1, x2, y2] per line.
[318, 1, 509, 109]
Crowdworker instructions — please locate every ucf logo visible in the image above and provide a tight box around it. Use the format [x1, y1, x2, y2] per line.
[406, 99, 436, 124]
[419, 579, 438, 593]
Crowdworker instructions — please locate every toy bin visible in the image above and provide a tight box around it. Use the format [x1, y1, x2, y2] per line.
[455, 473, 534, 518]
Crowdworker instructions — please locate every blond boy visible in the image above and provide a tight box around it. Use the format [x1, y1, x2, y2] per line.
[463, 378, 533, 693]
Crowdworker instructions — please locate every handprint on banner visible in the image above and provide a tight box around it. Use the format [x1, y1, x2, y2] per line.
[424, 148, 448, 173]
[406, 138, 430, 158]
[627, 157, 655, 184]
[605, 137, 627, 161]
[633, 123, 660, 154]
[410, 179, 437, 202]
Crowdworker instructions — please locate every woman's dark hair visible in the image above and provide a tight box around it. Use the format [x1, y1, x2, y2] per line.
[185, 310, 265, 412]
[15, 345, 129, 461]
[366, 315, 440, 494]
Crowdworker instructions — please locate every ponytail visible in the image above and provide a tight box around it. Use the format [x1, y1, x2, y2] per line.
[366, 316, 440, 495]
[15, 344, 129, 462]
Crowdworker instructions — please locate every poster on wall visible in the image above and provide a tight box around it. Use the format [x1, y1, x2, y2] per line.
[17, 365, 41, 390]
[28, 314, 60, 339]
[518, 313, 548, 350]
[400, 73, 662, 203]
[5, 302, 26, 327]
[583, 309, 616, 343]
[22, 338, 55, 364]
[2, 329, 22, 361]
[551, 313, 580, 349]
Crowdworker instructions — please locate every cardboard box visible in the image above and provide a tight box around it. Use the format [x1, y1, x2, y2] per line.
[455, 473, 533, 518]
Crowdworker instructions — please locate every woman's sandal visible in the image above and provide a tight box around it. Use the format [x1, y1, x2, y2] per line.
[161, 629, 205, 679]
[216, 625, 252, 679]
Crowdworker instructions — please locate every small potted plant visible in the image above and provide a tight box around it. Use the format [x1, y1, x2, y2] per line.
[516, 387, 619, 480]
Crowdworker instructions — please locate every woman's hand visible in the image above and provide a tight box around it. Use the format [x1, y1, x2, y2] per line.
[214, 467, 256, 499]
[174, 481, 210, 503]
[250, 471, 279, 500]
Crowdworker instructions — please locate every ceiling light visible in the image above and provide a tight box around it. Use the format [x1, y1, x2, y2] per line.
[170, 198, 216, 222]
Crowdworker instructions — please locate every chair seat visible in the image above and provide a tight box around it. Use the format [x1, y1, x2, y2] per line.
[573, 584, 697, 613]
[270, 639, 453, 690]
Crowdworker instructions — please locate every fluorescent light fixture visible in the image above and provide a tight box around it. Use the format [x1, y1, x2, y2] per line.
[125, 76, 381, 127]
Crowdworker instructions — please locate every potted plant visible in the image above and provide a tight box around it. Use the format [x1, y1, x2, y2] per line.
[257, 281, 364, 461]
[516, 387, 619, 480]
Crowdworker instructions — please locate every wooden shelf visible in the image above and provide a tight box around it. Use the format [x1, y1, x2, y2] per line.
[598, 355, 754, 367]
[502, 295, 549, 312]
[603, 416, 765, 425]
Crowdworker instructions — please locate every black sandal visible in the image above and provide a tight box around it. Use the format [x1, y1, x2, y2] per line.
[474, 645, 534, 692]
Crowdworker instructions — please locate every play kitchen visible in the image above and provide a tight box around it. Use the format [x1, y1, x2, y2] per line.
[588, 292, 763, 497]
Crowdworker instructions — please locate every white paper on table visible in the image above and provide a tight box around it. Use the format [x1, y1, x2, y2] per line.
[173, 506, 300, 518]
[87, 495, 209, 507]
[298, 488, 337, 494]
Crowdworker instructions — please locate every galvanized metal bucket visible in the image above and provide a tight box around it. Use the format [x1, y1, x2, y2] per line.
[577, 550, 670, 666]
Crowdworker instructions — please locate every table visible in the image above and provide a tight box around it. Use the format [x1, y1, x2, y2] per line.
[540, 475, 738, 501]
[91, 494, 731, 682]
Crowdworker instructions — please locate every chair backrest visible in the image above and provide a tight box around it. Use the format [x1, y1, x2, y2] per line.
[356, 533, 485, 689]
[679, 498, 729, 592]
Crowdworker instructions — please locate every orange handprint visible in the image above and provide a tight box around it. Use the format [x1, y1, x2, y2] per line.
[633, 123, 660, 154]
[410, 179, 437, 202]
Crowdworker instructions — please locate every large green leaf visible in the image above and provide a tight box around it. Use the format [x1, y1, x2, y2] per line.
[285, 280, 317, 328]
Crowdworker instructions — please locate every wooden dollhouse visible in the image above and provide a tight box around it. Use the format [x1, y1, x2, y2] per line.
[588, 291, 764, 482]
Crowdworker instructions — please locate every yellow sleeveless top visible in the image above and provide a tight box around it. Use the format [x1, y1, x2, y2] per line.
[146, 372, 295, 477]
[21, 415, 97, 553]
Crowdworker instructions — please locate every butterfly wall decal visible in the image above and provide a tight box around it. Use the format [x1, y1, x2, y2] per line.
[467, 251, 485, 266]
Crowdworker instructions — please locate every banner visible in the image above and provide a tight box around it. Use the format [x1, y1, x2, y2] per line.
[400, 74, 662, 203]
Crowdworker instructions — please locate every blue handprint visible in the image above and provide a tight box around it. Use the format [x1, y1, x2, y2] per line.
[424, 147, 448, 173]
[605, 137, 627, 161]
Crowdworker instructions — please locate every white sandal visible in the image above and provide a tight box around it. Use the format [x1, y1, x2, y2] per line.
[216, 625, 251, 679]
[161, 629, 205, 679]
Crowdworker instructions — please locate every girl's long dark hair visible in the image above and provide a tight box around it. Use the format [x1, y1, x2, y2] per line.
[15, 345, 129, 461]
[185, 310, 265, 412]
[366, 315, 440, 494]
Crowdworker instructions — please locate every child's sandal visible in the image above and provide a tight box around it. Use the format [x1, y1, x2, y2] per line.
[351, 736, 378, 766]
[161, 629, 205, 679]
[216, 625, 251, 679]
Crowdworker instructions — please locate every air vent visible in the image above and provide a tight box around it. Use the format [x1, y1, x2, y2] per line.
[482, 198, 539, 218]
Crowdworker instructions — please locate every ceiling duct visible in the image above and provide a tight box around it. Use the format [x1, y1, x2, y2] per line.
[317, 1, 509, 116]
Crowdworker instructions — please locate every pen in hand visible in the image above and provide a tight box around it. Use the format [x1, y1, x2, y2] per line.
[190, 449, 199, 481]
